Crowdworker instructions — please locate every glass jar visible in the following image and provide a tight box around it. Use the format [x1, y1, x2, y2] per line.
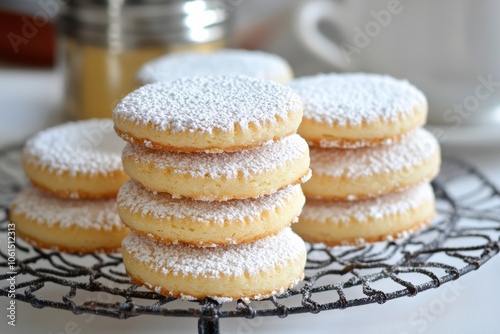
[58, 0, 229, 119]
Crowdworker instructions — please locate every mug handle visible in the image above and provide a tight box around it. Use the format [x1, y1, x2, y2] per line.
[294, 0, 352, 71]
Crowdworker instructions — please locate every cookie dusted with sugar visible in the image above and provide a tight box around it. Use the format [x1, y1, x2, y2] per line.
[136, 49, 293, 85]
[22, 119, 128, 199]
[294, 183, 435, 246]
[121, 134, 311, 200]
[121, 228, 306, 302]
[117, 180, 305, 246]
[290, 73, 427, 148]
[303, 128, 441, 200]
[113, 75, 303, 153]
[10, 188, 130, 253]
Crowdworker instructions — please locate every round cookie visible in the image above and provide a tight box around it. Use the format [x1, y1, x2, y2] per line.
[136, 49, 293, 85]
[22, 119, 128, 199]
[121, 134, 311, 201]
[290, 73, 427, 148]
[294, 183, 435, 246]
[10, 187, 130, 253]
[121, 228, 306, 302]
[113, 75, 303, 153]
[303, 128, 441, 200]
[117, 179, 305, 246]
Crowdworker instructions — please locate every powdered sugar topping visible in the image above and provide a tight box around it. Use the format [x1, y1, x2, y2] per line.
[11, 188, 123, 230]
[136, 49, 292, 84]
[123, 134, 309, 179]
[23, 119, 125, 177]
[118, 179, 303, 224]
[122, 228, 305, 279]
[301, 183, 434, 224]
[309, 128, 439, 178]
[113, 75, 302, 134]
[289, 73, 426, 126]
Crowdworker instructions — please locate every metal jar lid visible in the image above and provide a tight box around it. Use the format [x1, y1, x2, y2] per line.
[58, 0, 231, 48]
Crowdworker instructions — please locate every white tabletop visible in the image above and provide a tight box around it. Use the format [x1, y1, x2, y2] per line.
[1, 68, 499, 334]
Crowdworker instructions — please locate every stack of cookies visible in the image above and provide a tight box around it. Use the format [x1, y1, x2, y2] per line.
[113, 75, 311, 302]
[10, 119, 130, 253]
[289, 73, 441, 246]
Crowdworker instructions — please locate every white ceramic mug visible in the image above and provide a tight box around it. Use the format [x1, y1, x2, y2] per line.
[294, 0, 500, 127]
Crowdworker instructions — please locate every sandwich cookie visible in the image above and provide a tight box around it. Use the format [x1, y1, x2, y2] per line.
[10, 187, 130, 253]
[121, 228, 306, 302]
[294, 183, 435, 246]
[117, 179, 305, 246]
[302, 128, 440, 200]
[290, 73, 427, 148]
[137, 49, 293, 85]
[22, 119, 128, 199]
[121, 134, 311, 200]
[113, 75, 303, 153]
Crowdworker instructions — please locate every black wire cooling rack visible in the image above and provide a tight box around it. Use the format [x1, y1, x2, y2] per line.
[1, 145, 499, 334]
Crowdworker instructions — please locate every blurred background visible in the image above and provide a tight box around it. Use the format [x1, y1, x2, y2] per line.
[2, 0, 500, 147]
[0, 1, 499, 333]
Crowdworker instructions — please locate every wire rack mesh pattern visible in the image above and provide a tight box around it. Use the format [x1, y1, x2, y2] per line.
[1, 146, 499, 334]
